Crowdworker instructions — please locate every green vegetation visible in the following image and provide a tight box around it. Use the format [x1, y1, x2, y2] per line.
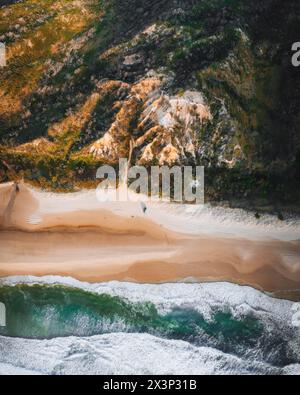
[0, 0, 299, 204]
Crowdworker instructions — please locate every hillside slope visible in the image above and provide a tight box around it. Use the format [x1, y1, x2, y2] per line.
[0, 0, 299, 206]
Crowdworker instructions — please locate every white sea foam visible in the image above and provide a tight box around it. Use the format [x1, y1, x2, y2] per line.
[0, 362, 42, 375]
[0, 333, 286, 375]
[1, 277, 299, 375]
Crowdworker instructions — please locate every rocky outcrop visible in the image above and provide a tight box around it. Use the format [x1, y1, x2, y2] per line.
[89, 76, 211, 166]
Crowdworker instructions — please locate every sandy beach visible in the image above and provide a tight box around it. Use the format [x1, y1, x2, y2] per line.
[0, 182, 300, 292]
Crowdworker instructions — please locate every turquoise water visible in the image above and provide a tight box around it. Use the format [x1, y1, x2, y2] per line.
[0, 284, 262, 346]
[0, 283, 299, 368]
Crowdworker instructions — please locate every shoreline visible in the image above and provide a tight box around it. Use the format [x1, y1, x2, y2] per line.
[0, 182, 300, 293]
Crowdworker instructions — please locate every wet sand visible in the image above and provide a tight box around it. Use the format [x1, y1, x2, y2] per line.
[0, 182, 300, 292]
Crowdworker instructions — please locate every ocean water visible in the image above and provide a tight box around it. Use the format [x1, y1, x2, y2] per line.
[0, 277, 299, 375]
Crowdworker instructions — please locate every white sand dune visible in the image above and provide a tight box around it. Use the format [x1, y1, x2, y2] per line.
[0, 182, 300, 291]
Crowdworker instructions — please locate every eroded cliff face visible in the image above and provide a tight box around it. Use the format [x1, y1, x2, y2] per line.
[89, 76, 212, 166]
[0, 0, 299, 203]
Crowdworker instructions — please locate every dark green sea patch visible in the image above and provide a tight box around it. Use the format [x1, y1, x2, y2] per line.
[0, 284, 262, 345]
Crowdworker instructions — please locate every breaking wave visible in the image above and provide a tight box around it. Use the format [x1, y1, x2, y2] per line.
[0, 277, 300, 375]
